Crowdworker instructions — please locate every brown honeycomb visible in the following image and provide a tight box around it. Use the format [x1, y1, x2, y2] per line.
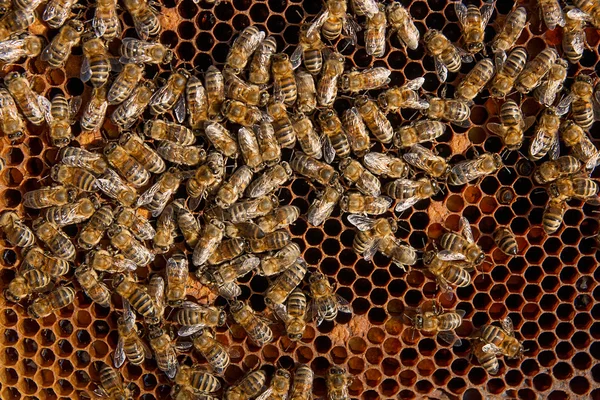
[0, 0, 599, 399]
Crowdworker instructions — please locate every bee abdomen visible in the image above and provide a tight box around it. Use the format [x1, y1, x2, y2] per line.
[442, 265, 471, 287]
[129, 290, 156, 318]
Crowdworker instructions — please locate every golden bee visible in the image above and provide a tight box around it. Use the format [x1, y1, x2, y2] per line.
[46, 94, 81, 147]
[569, 0, 600, 29]
[226, 26, 265, 72]
[307, 182, 343, 227]
[0, 211, 34, 248]
[339, 158, 381, 197]
[448, 152, 503, 186]
[171, 199, 200, 248]
[424, 29, 468, 82]
[230, 300, 273, 346]
[93, 0, 121, 41]
[493, 227, 518, 256]
[291, 23, 325, 75]
[560, 120, 600, 169]
[156, 141, 206, 167]
[43, 197, 97, 227]
[224, 221, 265, 240]
[439, 217, 485, 265]
[28, 286, 76, 319]
[341, 107, 370, 157]
[4, 71, 50, 126]
[423, 96, 471, 126]
[87, 248, 137, 273]
[405, 301, 465, 345]
[319, 108, 351, 162]
[309, 0, 359, 44]
[119, 132, 165, 174]
[491, 7, 527, 62]
[238, 127, 264, 171]
[403, 144, 450, 179]
[215, 166, 253, 209]
[550, 176, 598, 202]
[113, 274, 158, 321]
[255, 119, 282, 167]
[199, 254, 259, 299]
[81, 37, 112, 88]
[363, 152, 408, 179]
[292, 113, 322, 159]
[565, 75, 596, 131]
[111, 81, 156, 129]
[290, 152, 338, 185]
[246, 163, 292, 198]
[340, 192, 392, 215]
[563, 7, 587, 63]
[229, 195, 278, 223]
[385, 177, 440, 212]
[75, 264, 111, 308]
[148, 325, 178, 379]
[378, 236, 418, 269]
[185, 75, 208, 129]
[144, 119, 195, 145]
[108, 63, 145, 104]
[487, 100, 536, 150]
[114, 301, 150, 368]
[80, 86, 108, 132]
[174, 366, 221, 395]
[538, 0, 566, 30]
[176, 301, 227, 336]
[249, 230, 291, 253]
[423, 250, 472, 293]
[191, 329, 230, 375]
[225, 370, 267, 400]
[340, 67, 391, 93]
[543, 198, 566, 233]
[205, 65, 225, 119]
[295, 70, 317, 114]
[490, 47, 528, 98]
[455, 58, 495, 102]
[62, 147, 107, 174]
[186, 152, 225, 203]
[119, 37, 173, 64]
[316, 50, 344, 107]
[108, 225, 155, 266]
[534, 155, 581, 184]
[153, 204, 177, 254]
[290, 365, 314, 400]
[113, 207, 154, 243]
[378, 77, 429, 113]
[259, 242, 302, 276]
[534, 58, 569, 106]
[0, 9, 36, 41]
[264, 257, 306, 306]
[207, 238, 246, 266]
[348, 214, 397, 261]
[32, 217, 76, 260]
[22, 246, 69, 277]
[95, 363, 132, 400]
[249, 35, 277, 85]
[204, 120, 239, 157]
[393, 120, 447, 149]
[267, 97, 296, 149]
[364, 5, 387, 57]
[123, 0, 160, 40]
[224, 71, 269, 107]
[326, 366, 352, 400]
[78, 205, 113, 250]
[256, 369, 291, 400]
[386, 2, 419, 50]
[274, 288, 308, 341]
[51, 164, 98, 192]
[271, 53, 298, 106]
[4, 268, 52, 303]
[192, 219, 225, 266]
[515, 48, 559, 94]
[104, 142, 150, 187]
[529, 107, 565, 161]
[0, 34, 43, 64]
[0, 87, 26, 141]
[455, 0, 495, 54]
[257, 205, 300, 234]
[355, 96, 394, 144]
[476, 316, 525, 365]
[149, 69, 189, 118]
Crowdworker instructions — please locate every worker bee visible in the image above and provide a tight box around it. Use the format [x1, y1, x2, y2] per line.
[326, 367, 351, 400]
[95, 363, 132, 400]
[108, 225, 155, 266]
[111, 81, 156, 129]
[150, 69, 189, 118]
[307, 182, 343, 227]
[364, 5, 386, 57]
[75, 264, 111, 308]
[119, 37, 173, 64]
[538, 0, 566, 30]
[32, 218, 76, 260]
[81, 37, 112, 88]
[0, 34, 43, 64]
[550, 176, 598, 202]
[339, 158, 381, 197]
[186, 152, 225, 203]
[363, 152, 408, 179]
[319, 108, 351, 162]
[147, 325, 178, 379]
[515, 48, 559, 94]
[78, 205, 113, 250]
[22, 246, 69, 277]
[543, 198, 566, 233]
[493, 227, 518, 256]
[153, 204, 176, 254]
[156, 141, 205, 167]
[185, 75, 208, 129]
[246, 163, 292, 198]
[62, 146, 108, 176]
[385, 177, 440, 212]
[114, 301, 150, 368]
[42, 0, 81, 28]
[403, 144, 450, 179]
[560, 120, 600, 169]
[238, 127, 264, 171]
[4, 71, 50, 126]
[0, 211, 34, 248]
[43, 197, 97, 227]
[264, 258, 307, 308]
[424, 29, 470, 83]
[144, 119, 195, 145]
[224, 221, 265, 240]
[355, 96, 394, 144]
[316, 50, 344, 107]
[292, 113, 321, 159]
[491, 7, 527, 63]
[378, 236, 418, 269]
[563, 7, 587, 63]
[347, 214, 397, 260]
[192, 219, 225, 267]
[471, 338, 501, 375]
[249, 230, 291, 254]
[51, 164, 98, 192]
[113, 273, 158, 321]
[267, 97, 296, 149]
[405, 301, 465, 345]
[255, 119, 282, 167]
[295, 71, 317, 114]
[255, 369, 291, 400]
[340, 192, 392, 215]
[534, 59, 569, 106]
[449, 153, 503, 186]
[46, 94, 81, 147]
[174, 366, 221, 396]
[271, 53, 298, 106]
[378, 78, 429, 113]
[230, 300, 273, 346]
[0, 9, 36, 41]
[455, 0, 495, 54]
[80, 87, 108, 132]
[291, 152, 338, 185]
[226, 26, 265, 72]
[229, 195, 278, 223]
[170, 200, 200, 248]
[23, 186, 76, 210]
[487, 100, 536, 150]
[190, 329, 230, 375]
[291, 23, 325, 75]
[224, 71, 269, 108]
[257, 205, 300, 234]
[259, 242, 302, 276]
[42, 19, 83, 68]
[176, 301, 227, 336]
[204, 120, 239, 157]
[0, 87, 26, 141]
[490, 48, 528, 99]
[568, 0, 600, 29]
[423, 250, 472, 293]
[340, 108, 370, 157]
[534, 156, 581, 184]
[423, 96, 471, 126]
[87, 249, 137, 273]
[565, 75, 596, 131]
[439, 217, 485, 265]
[205, 65, 225, 119]
[309, 0, 359, 44]
[119, 132, 165, 174]
[207, 238, 246, 265]
[273, 288, 308, 341]
[215, 166, 253, 209]
[477, 316, 525, 364]
[92, 0, 120, 41]
[340, 67, 391, 93]
[455, 58, 495, 102]
[123, 0, 160, 40]
[96, 168, 138, 207]
[107, 63, 145, 105]
[225, 370, 267, 400]
[4, 269, 52, 303]
[386, 2, 419, 50]
[289, 365, 314, 400]
[28, 286, 76, 319]
[393, 120, 446, 149]
[249, 35, 277, 85]
[529, 107, 566, 161]
[199, 254, 259, 299]
[104, 142, 150, 188]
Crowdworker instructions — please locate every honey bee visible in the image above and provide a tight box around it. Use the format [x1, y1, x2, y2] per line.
[114, 301, 150, 368]
[363, 152, 408, 179]
[28, 286, 75, 318]
[80, 87, 108, 132]
[456, 58, 495, 102]
[186, 152, 225, 203]
[156, 141, 206, 167]
[246, 163, 292, 198]
[493, 227, 518, 256]
[339, 158, 381, 197]
[386, 2, 419, 50]
[543, 198, 566, 233]
[42, 20, 83, 68]
[92, 0, 120, 41]
[215, 166, 253, 209]
[354, 96, 394, 144]
[87, 248, 137, 273]
[207, 238, 246, 265]
[289, 365, 314, 400]
[534, 155, 581, 185]
[46, 94, 81, 147]
[119, 37, 173, 64]
[271, 53, 298, 106]
[42, 0, 81, 28]
[295, 71, 317, 114]
[255, 369, 291, 400]
[0, 34, 43, 64]
[569, 1, 600, 29]
[75, 264, 111, 308]
[515, 48, 559, 94]
[4, 71, 50, 126]
[255, 119, 282, 167]
[535, 59, 569, 107]
[81, 37, 112, 88]
[52, 164, 98, 192]
[347, 214, 397, 260]
[229, 195, 278, 223]
[104, 142, 150, 187]
[111, 81, 156, 129]
[455, 0, 495, 54]
[176, 301, 227, 336]
[78, 205, 113, 250]
[32, 218, 76, 260]
[291, 152, 338, 185]
[487, 100, 536, 150]
[171, 200, 200, 248]
[490, 47, 528, 98]
[4, 269, 52, 303]
[470, 338, 501, 375]
[0, 87, 26, 141]
[307, 182, 343, 227]
[422, 250, 472, 293]
[113, 273, 158, 321]
[230, 300, 273, 346]
[340, 67, 391, 93]
[224, 70, 269, 107]
[114, 207, 156, 242]
[191, 329, 230, 375]
[309, 0, 359, 44]
[95, 363, 132, 400]
[249, 35, 277, 85]
[264, 259, 308, 308]
[174, 366, 221, 395]
[378, 236, 418, 269]
[563, 8, 587, 63]
[560, 120, 600, 169]
[423, 96, 471, 126]
[316, 50, 344, 107]
[226, 26, 265, 72]
[224, 222, 265, 240]
[403, 144, 450, 179]
[491, 7, 527, 63]
[150, 69, 189, 119]
[267, 97, 296, 149]
[439, 217, 485, 265]
[119, 132, 165, 174]
[238, 127, 264, 171]
[204, 120, 239, 157]
[199, 254, 260, 299]
[538, 0, 566, 30]
[108, 63, 145, 105]
[364, 5, 386, 57]
[96, 168, 138, 207]
[550, 176, 598, 202]
[476, 316, 525, 364]
[23, 186, 76, 210]
[319, 108, 351, 162]
[145, 119, 195, 145]
[340, 192, 392, 215]
[378, 78, 429, 113]
[292, 113, 321, 159]
[341, 108, 370, 157]
[148, 325, 178, 379]
[248, 230, 291, 254]
[42, 197, 97, 227]
[326, 366, 351, 400]
[385, 177, 440, 212]
[405, 301, 465, 345]
[259, 242, 302, 276]
[257, 205, 300, 234]
[424, 29, 470, 83]
[154, 204, 176, 254]
[62, 146, 106, 174]
[123, 0, 160, 40]
[22, 246, 70, 277]
[185, 75, 208, 129]
[225, 370, 267, 400]
[205, 65, 225, 119]
[449, 153, 503, 186]
[529, 107, 566, 161]
[192, 219, 225, 267]
[108, 225, 155, 266]
[565, 75, 597, 131]
[0, 9, 36, 41]
[291, 23, 325, 75]
[272, 288, 308, 341]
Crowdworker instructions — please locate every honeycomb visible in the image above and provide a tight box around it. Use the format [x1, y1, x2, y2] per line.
[0, 0, 599, 399]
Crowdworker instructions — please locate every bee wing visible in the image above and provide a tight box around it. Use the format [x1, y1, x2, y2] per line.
[395, 196, 419, 212]
[403, 145, 434, 172]
[38, 95, 52, 123]
[459, 217, 474, 242]
[321, 134, 336, 164]
[437, 330, 461, 346]
[69, 96, 83, 122]
[450, 160, 483, 183]
[437, 250, 466, 261]
[307, 300, 324, 326]
[114, 337, 126, 368]
[343, 14, 361, 46]
[455, 308, 466, 318]
[375, 195, 393, 210]
[569, 29, 586, 56]
[481, 343, 503, 354]
[567, 8, 591, 21]
[136, 182, 161, 207]
[557, 93, 573, 115]
[290, 45, 304, 70]
[486, 122, 505, 136]
[501, 316, 514, 335]
[149, 84, 173, 108]
[347, 214, 377, 231]
[165, 352, 178, 379]
[403, 77, 425, 91]
[433, 57, 448, 83]
[494, 50, 506, 71]
[0, 39, 25, 62]
[454, 1, 468, 28]
[178, 324, 205, 337]
[123, 299, 136, 325]
[93, 386, 110, 398]
[149, 276, 165, 304]
[335, 294, 353, 314]
[255, 387, 275, 400]
[174, 93, 186, 124]
[218, 282, 242, 299]
[272, 303, 289, 321]
[307, 10, 329, 37]
[555, 7, 566, 28]
[133, 17, 151, 40]
[363, 238, 382, 261]
[80, 56, 92, 83]
[481, 0, 495, 26]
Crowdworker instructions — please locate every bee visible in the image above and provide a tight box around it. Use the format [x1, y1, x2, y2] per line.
[248, 230, 291, 254]
[529, 107, 566, 161]
[550, 176, 598, 202]
[350, 0, 378, 17]
[230, 300, 273, 346]
[386, 2, 419, 50]
[542, 198, 566, 234]
[154, 204, 176, 254]
[264, 259, 307, 308]
[493, 227, 518, 256]
[378, 236, 418, 269]
[75, 264, 111, 308]
[144, 119, 195, 145]
[32, 218, 76, 260]
[95, 363, 132, 400]
[171, 200, 200, 248]
[316, 50, 344, 107]
[207, 238, 246, 266]
[246, 163, 292, 198]
[385, 177, 440, 212]
[224, 222, 265, 240]
[215, 166, 253, 209]
[238, 127, 264, 171]
[114, 301, 150, 368]
[224, 70, 269, 107]
[455, 58, 495, 102]
[192, 219, 225, 267]
[563, 8, 587, 63]
[339, 158, 381, 197]
[92, 0, 120, 41]
[256, 369, 291, 400]
[255, 119, 282, 167]
[341, 108, 370, 157]
[186, 152, 225, 203]
[0, 34, 43, 64]
[52, 164, 98, 192]
[81, 37, 112, 88]
[448, 153, 503, 186]
[355, 96, 394, 144]
[455, 0, 495, 54]
[114, 207, 154, 242]
[423, 96, 471, 126]
[423, 250, 472, 292]
[199, 254, 259, 299]
[42, 197, 97, 227]
[477, 316, 525, 363]
[340, 68, 391, 93]
[491, 7, 527, 63]
[191, 329, 230, 375]
[309, 0, 359, 44]
[62, 147, 107, 176]
[319, 108, 351, 162]
[226, 26, 265, 72]
[267, 97, 296, 149]
[248, 35, 277, 85]
[108, 225, 155, 266]
[229, 195, 278, 223]
[403, 144, 450, 179]
[174, 366, 221, 395]
[515, 48, 559, 94]
[46, 94, 81, 148]
[119, 38, 173, 64]
[291, 23, 325, 75]
[259, 242, 302, 276]
[534, 59, 569, 107]
[560, 120, 600, 169]
[4, 71, 50, 126]
[569, 0, 600, 29]
[565, 75, 596, 131]
[270, 54, 297, 107]
[291, 152, 339, 185]
[471, 338, 500, 375]
[185, 75, 208, 129]
[307, 182, 343, 227]
[538, 0, 566, 30]
[87, 249, 137, 273]
[340, 192, 392, 215]
[257, 205, 300, 234]
[225, 370, 267, 400]
[405, 301, 465, 345]
[347, 214, 397, 260]
[439, 216, 485, 265]
[28, 286, 76, 319]
[78, 205, 113, 250]
[108, 63, 145, 105]
[176, 301, 227, 336]
[113, 274, 158, 321]
[80, 87, 108, 132]
[272, 288, 309, 341]
[0, 87, 26, 141]
[205, 65, 225, 119]
[5, 269, 52, 303]
[156, 141, 206, 167]
[150, 69, 189, 118]
[42, 20, 83, 68]
[204, 120, 239, 157]
[23, 186, 76, 210]
[363, 152, 408, 179]
[424, 29, 468, 82]
[534, 156, 581, 184]
[487, 100, 536, 150]
[326, 366, 351, 400]
[42, 0, 81, 28]
[364, 5, 387, 57]
[111, 81, 156, 129]
[148, 325, 178, 379]
[0, 9, 36, 41]
[22, 246, 69, 277]
[119, 132, 165, 174]
[104, 142, 150, 188]
[378, 77, 429, 113]
[123, 0, 160, 40]
[490, 47, 528, 98]
[292, 113, 321, 159]
[290, 365, 314, 400]
[96, 168, 138, 207]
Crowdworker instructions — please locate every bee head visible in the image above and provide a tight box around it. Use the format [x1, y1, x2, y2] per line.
[467, 42, 483, 54]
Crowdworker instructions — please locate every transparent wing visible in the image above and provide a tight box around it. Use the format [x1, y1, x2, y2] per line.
[460, 217, 474, 243]
[403, 99, 430, 109]
[272, 303, 289, 322]
[486, 122, 505, 136]
[306, 10, 329, 37]
[322, 134, 336, 164]
[395, 196, 419, 212]
[434, 57, 448, 83]
[403, 144, 437, 172]
[149, 276, 165, 306]
[494, 50, 506, 71]
[404, 77, 425, 91]
[165, 351, 178, 379]
[81, 56, 92, 83]
[0, 39, 25, 62]
[437, 330, 461, 346]
[454, 1, 468, 28]
[374, 195, 393, 210]
[149, 85, 174, 109]
[363, 238, 381, 261]
[343, 14, 361, 46]
[255, 387, 274, 400]
[335, 294, 352, 313]
[567, 8, 592, 21]
[123, 300, 136, 324]
[38, 95, 52, 123]
[481, 1, 495, 26]
[501, 316, 514, 335]
[178, 324, 205, 337]
[437, 250, 466, 261]
[92, 14, 107, 37]
[174, 94, 186, 123]
[114, 337, 126, 368]
[290, 45, 304, 70]
[69, 96, 83, 121]
[136, 182, 161, 207]
[347, 214, 377, 231]
[450, 159, 484, 183]
[482, 343, 503, 354]
[218, 282, 242, 299]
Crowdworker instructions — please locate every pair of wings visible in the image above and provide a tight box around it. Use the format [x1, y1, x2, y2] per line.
[435, 217, 476, 263]
[177, 301, 221, 337]
[308, 294, 352, 326]
[150, 83, 187, 122]
[305, 7, 361, 45]
[114, 300, 153, 368]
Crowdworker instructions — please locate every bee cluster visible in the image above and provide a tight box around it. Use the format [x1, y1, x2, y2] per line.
[0, 0, 599, 398]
